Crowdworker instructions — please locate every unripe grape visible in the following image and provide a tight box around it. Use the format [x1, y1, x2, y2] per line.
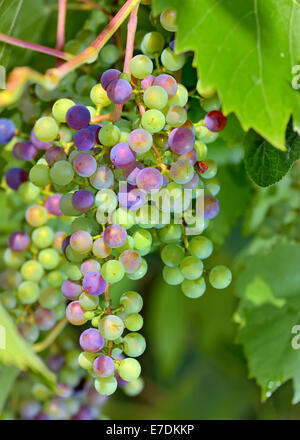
[209, 265, 232, 289]
[99, 315, 124, 340]
[34, 117, 59, 142]
[118, 358, 141, 382]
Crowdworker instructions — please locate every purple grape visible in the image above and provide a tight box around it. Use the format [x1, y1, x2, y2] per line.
[169, 40, 175, 51]
[45, 146, 66, 165]
[101, 69, 121, 90]
[74, 127, 95, 151]
[20, 400, 41, 420]
[72, 405, 94, 420]
[79, 328, 104, 352]
[124, 162, 144, 185]
[35, 412, 51, 420]
[0, 118, 15, 145]
[128, 128, 153, 154]
[8, 231, 30, 252]
[82, 271, 107, 296]
[115, 370, 128, 387]
[182, 172, 200, 189]
[72, 189, 95, 212]
[153, 74, 178, 98]
[47, 354, 65, 372]
[119, 250, 141, 273]
[136, 167, 163, 192]
[66, 105, 91, 130]
[6, 167, 28, 190]
[18, 141, 38, 161]
[182, 120, 196, 135]
[35, 308, 56, 331]
[107, 79, 132, 104]
[12, 142, 23, 160]
[62, 235, 71, 255]
[89, 166, 114, 190]
[18, 322, 39, 344]
[93, 355, 115, 377]
[57, 383, 73, 399]
[168, 127, 195, 154]
[30, 129, 52, 150]
[87, 387, 108, 407]
[80, 259, 100, 276]
[61, 279, 82, 300]
[110, 142, 136, 169]
[118, 187, 147, 211]
[88, 124, 102, 145]
[66, 301, 87, 325]
[180, 148, 197, 165]
[203, 195, 220, 219]
[204, 110, 227, 132]
[45, 194, 63, 216]
[103, 224, 127, 248]
[73, 153, 97, 177]
[141, 74, 155, 90]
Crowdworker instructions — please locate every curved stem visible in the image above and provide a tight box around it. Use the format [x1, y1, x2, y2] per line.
[56, 0, 67, 51]
[33, 318, 68, 353]
[0, 33, 71, 60]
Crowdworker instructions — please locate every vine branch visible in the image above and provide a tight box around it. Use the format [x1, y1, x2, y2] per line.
[56, 0, 67, 66]
[33, 318, 68, 353]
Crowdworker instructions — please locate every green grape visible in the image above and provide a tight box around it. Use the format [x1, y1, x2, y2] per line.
[141, 109, 165, 133]
[196, 78, 216, 99]
[0, 291, 17, 309]
[95, 376, 118, 396]
[166, 105, 187, 127]
[29, 164, 50, 188]
[123, 377, 144, 396]
[163, 265, 184, 285]
[133, 229, 152, 251]
[100, 44, 120, 65]
[129, 54, 153, 79]
[62, 263, 82, 281]
[181, 277, 206, 298]
[79, 292, 99, 311]
[124, 313, 143, 331]
[50, 160, 74, 186]
[180, 256, 203, 280]
[38, 248, 60, 269]
[201, 159, 217, 179]
[59, 193, 81, 216]
[75, 75, 97, 96]
[161, 48, 185, 71]
[39, 286, 60, 309]
[90, 84, 111, 106]
[123, 333, 146, 358]
[143, 86, 168, 110]
[99, 315, 124, 340]
[95, 189, 117, 213]
[170, 160, 194, 184]
[161, 243, 185, 267]
[17, 281, 40, 304]
[32, 383, 51, 401]
[52, 98, 75, 122]
[111, 208, 135, 230]
[209, 265, 232, 289]
[189, 236, 213, 259]
[34, 116, 59, 142]
[201, 95, 221, 112]
[47, 270, 65, 288]
[127, 258, 147, 280]
[196, 124, 219, 143]
[59, 126, 74, 142]
[3, 248, 25, 269]
[26, 205, 48, 227]
[158, 224, 182, 243]
[65, 39, 85, 55]
[21, 260, 44, 282]
[98, 124, 121, 146]
[78, 352, 96, 370]
[141, 31, 165, 56]
[87, 106, 96, 119]
[118, 358, 141, 382]
[205, 177, 220, 196]
[71, 217, 98, 235]
[120, 291, 143, 314]
[18, 182, 40, 204]
[53, 301, 66, 320]
[32, 226, 54, 249]
[101, 260, 125, 284]
[160, 9, 178, 32]
[194, 141, 207, 160]
[168, 84, 188, 107]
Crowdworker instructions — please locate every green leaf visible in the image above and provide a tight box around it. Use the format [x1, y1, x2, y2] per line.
[0, 365, 19, 413]
[0, 0, 24, 68]
[0, 303, 57, 391]
[244, 130, 300, 187]
[153, 0, 300, 151]
[235, 242, 300, 402]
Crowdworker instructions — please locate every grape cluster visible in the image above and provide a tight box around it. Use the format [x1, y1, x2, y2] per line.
[0, 5, 232, 402]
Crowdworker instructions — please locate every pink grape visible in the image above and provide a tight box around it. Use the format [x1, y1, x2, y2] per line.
[80, 259, 100, 276]
[70, 230, 93, 254]
[168, 127, 195, 154]
[93, 237, 111, 258]
[141, 75, 155, 90]
[204, 110, 227, 132]
[8, 231, 30, 252]
[119, 250, 141, 273]
[45, 194, 63, 216]
[93, 355, 115, 377]
[107, 79, 132, 104]
[89, 166, 114, 190]
[128, 129, 153, 154]
[103, 224, 127, 248]
[66, 301, 87, 325]
[153, 74, 178, 98]
[72, 189, 95, 212]
[30, 129, 52, 150]
[35, 308, 56, 331]
[73, 153, 97, 177]
[110, 143, 136, 169]
[45, 146, 66, 165]
[61, 279, 82, 300]
[136, 167, 163, 192]
[82, 271, 107, 296]
[203, 195, 220, 219]
[79, 328, 104, 352]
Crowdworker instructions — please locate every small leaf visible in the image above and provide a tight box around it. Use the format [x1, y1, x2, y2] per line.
[0, 365, 19, 413]
[244, 130, 300, 187]
[0, 303, 57, 391]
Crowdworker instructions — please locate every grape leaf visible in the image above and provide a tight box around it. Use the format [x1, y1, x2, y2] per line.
[0, 0, 24, 68]
[0, 366, 19, 413]
[244, 129, 300, 187]
[235, 242, 300, 402]
[152, 0, 300, 151]
[0, 303, 58, 391]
